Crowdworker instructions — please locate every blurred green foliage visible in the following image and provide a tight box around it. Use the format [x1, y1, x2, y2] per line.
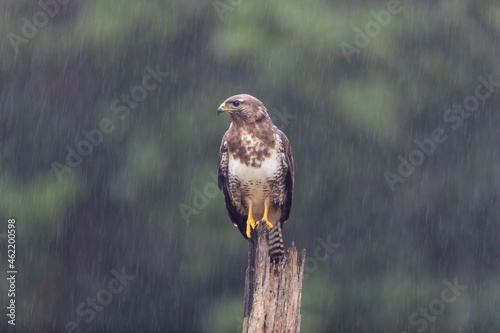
[0, 0, 499, 332]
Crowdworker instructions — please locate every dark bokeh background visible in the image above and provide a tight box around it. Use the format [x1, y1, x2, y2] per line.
[1, 0, 499, 332]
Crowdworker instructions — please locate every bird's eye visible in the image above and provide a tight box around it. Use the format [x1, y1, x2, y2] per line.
[233, 101, 240, 107]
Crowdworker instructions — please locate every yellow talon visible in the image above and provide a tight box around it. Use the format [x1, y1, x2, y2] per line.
[256, 205, 273, 229]
[246, 205, 256, 238]
[263, 219, 273, 229]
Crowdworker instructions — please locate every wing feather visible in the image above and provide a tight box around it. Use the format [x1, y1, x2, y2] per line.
[277, 129, 294, 226]
[218, 132, 249, 238]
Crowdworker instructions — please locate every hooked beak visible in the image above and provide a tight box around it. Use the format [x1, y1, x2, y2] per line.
[217, 103, 234, 115]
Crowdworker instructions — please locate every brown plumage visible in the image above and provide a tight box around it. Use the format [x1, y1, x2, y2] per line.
[217, 94, 294, 262]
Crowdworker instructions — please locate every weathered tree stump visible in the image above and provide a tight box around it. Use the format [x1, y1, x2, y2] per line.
[242, 227, 306, 333]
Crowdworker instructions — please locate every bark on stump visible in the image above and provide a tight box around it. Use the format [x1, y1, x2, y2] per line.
[242, 227, 306, 333]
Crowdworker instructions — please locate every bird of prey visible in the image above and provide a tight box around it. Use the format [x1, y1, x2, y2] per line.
[217, 94, 294, 262]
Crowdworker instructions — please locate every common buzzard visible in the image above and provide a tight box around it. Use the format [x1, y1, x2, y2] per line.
[217, 94, 294, 262]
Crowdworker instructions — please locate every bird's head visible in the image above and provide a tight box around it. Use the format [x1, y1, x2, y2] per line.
[217, 94, 269, 124]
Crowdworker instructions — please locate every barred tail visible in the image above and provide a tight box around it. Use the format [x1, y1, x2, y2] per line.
[269, 223, 284, 262]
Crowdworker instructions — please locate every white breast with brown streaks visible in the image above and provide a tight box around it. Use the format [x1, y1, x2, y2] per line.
[228, 132, 281, 217]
